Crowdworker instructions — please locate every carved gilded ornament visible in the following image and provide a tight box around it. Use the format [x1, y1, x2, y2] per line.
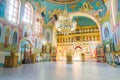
[69, 4, 77, 10]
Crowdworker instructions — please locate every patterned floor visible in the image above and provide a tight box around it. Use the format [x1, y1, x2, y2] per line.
[0, 61, 120, 80]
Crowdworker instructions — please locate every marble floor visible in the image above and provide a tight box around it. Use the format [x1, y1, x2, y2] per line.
[0, 61, 120, 80]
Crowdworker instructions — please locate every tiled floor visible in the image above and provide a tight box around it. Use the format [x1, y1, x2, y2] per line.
[0, 61, 120, 80]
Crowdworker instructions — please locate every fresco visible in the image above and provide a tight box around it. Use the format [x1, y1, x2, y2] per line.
[4, 27, 10, 48]
[0, 23, 3, 51]
[1, 26, 11, 51]
[0, 24, 19, 52]
[102, 22, 112, 41]
[116, 0, 120, 22]
[0, 27, 1, 39]
[113, 24, 120, 51]
[11, 29, 18, 51]
[0, 23, 2, 42]
[23, 26, 32, 38]
[34, 0, 107, 24]
[45, 29, 51, 43]
[111, 0, 120, 51]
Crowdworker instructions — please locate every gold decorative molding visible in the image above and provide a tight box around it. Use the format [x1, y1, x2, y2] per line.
[69, 4, 77, 10]
[47, 0, 81, 4]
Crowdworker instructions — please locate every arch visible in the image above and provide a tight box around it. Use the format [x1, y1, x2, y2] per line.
[70, 12, 102, 43]
[18, 37, 34, 52]
[102, 22, 112, 40]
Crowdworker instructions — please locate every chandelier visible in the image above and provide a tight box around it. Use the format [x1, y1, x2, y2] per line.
[55, 1, 77, 34]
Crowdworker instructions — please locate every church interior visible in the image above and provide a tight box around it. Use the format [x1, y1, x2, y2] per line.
[0, 0, 120, 80]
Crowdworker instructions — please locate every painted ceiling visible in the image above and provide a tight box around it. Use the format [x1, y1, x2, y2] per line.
[73, 16, 97, 26]
[34, 0, 107, 26]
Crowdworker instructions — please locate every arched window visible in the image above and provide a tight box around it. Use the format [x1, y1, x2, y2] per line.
[35, 14, 40, 34]
[12, 31, 18, 45]
[23, 2, 33, 24]
[6, 0, 21, 24]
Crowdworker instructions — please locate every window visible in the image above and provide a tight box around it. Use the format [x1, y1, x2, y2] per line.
[35, 14, 40, 34]
[6, 0, 20, 24]
[23, 2, 33, 24]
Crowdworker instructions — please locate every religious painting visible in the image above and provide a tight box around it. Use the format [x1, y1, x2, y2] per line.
[49, 14, 58, 25]
[11, 30, 18, 51]
[4, 27, 10, 48]
[102, 22, 112, 41]
[114, 32, 117, 46]
[42, 46, 46, 53]
[0, 23, 3, 51]
[113, 25, 120, 51]
[0, 51, 4, 64]
[0, 27, 1, 39]
[24, 32, 28, 37]
[35, 39, 37, 48]
[12, 31, 18, 45]
[46, 45, 50, 53]
[46, 32, 50, 42]
[118, 0, 120, 11]
[104, 27, 110, 40]
[106, 44, 110, 52]
[116, 27, 120, 45]
[23, 26, 31, 38]
[116, 28, 119, 45]
[1, 26, 12, 51]
[115, 0, 120, 22]
[119, 25, 120, 44]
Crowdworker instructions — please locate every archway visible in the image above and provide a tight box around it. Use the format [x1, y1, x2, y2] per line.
[70, 12, 102, 43]
[56, 12, 102, 61]
[19, 38, 33, 64]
